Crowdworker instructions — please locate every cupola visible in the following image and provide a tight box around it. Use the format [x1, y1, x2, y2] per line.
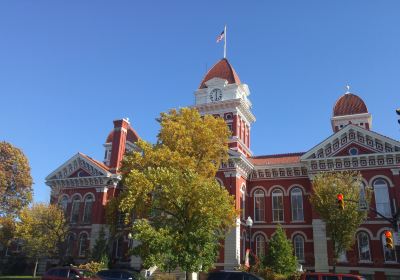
[199, 58, 241, 89]
[331, 87, 372, 132]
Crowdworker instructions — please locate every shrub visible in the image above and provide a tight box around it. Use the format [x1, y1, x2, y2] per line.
[77, 261, 107, 273]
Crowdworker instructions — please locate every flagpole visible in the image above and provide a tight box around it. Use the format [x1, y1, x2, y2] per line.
[224, 25, 227, 59]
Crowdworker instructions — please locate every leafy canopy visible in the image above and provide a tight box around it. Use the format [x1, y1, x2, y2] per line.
[15, 203, 69, 261]
[265, 225, 297, 275]
[309, 171, 369, 265]
[0, 141, 33, 217]
[114, 108, 236, 273]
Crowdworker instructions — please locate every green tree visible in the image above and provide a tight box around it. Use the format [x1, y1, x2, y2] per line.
[91, 226, 109, 264]
[0, 216, 16, 253]
[15, 203, 69, 277]
[265, 225, 297, 276]
[116, 108, 236, 278]
[309, 171, 369, 272]
[0, 141, 33, 218]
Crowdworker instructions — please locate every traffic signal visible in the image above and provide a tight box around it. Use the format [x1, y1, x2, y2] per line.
[337, 193, 344, 210]
[385, 230, 394, 249]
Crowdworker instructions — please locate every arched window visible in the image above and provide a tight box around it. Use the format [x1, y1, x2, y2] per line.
[382, 231, 396, 262]
[254, 190, 265, 222]
[373, 179, 391, 217]
[70, 195, 81, 223]
[66, 233, 75, 256]
[357, 232, 371, 261]
[240, 188, 245, 220]
[255, 235, 266, 257]
[272, 189, 284, 222]
[82, 194, 94, 223]
[291, 188, 304, 221]
[59, 196, 68, 215]
[78, 233, 88, 257]
[293, 235, 304, 262]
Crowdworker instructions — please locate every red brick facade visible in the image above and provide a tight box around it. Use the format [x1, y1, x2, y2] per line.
[45, 59, 400, 279]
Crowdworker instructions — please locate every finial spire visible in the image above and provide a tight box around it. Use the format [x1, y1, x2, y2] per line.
[345, 85, 351, 94]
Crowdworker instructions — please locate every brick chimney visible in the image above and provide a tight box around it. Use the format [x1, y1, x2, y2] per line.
[109, 118, 130, 173]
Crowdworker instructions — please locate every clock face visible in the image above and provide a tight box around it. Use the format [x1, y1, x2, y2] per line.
[209, 88, 222, 102]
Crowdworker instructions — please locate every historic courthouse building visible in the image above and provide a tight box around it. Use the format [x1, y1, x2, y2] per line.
[46, 58, 400, 279]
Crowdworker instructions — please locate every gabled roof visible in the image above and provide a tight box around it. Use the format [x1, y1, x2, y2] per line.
[199, 58, 241, 89]
[301, 124, 400, 160]
[250, 153, 304, 166]
[45, 152, 111, 182]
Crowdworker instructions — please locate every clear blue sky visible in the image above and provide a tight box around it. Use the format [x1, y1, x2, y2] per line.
[1, 1, 399, 203]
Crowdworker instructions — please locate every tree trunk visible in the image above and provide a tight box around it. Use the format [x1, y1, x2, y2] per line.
[33, 258, 39, 278]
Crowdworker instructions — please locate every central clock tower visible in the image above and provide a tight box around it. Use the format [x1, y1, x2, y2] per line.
[194, 58, 255, 157]
[193, 58, 255, 270]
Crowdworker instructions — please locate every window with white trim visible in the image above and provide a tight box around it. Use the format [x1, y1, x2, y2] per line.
[373, 179, 391, 217]
[290, 188, 304, 221]
[240, 189, 245, 220]
[78, 233, 88, 257]
[82, 194, 94, 223]
[254, 190, 265, 222]
[70, 195, 80, 223]
[357, 232, 371, 261]
[382, 232, 396, 262]
[59, 196, 68, 215]
[293, 235, 304, 262]
[272, 189, 284, 222]
[66, 233, 75, 256]
[255, 235, 266, 257]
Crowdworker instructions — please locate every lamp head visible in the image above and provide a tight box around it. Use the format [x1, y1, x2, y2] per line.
[246, 216, 253, 227]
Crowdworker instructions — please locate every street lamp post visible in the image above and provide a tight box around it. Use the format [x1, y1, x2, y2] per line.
[246, 216, 253, 252]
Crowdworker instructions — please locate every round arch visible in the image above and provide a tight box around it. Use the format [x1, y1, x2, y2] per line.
[250, 186, 267, 197]
[251, 230, 269, 242]
[356, 228, 374, 240]
[290, 231, 309, 242]
[71, 193, 83, 202]
[268, 185, 286, 196]
[288, 184, 307, 195]
[369, 175, 394, 188]
[82, 192, 96, 202]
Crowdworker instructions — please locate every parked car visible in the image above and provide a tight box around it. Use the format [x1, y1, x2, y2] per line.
[207, 271, 264, 280]
[96, 269, 143, 280]
[42, 267, 98, 280]
[301, 272, 366, 280]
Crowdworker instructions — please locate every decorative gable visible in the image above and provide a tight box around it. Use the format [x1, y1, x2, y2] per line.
[301, 125, 400, 172]
[301, 125, 400, 160]
[46, 153, 111, 182]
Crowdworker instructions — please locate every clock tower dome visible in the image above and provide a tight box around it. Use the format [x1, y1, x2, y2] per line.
[194, 58, 255, 157]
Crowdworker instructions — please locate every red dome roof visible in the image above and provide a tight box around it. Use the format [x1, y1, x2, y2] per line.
[199, 58, 241, 89]
[333, 93, 368, 117]
[106, 127, 139, 143]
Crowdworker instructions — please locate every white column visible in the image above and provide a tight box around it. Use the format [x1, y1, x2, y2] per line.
[224, 218, 241, 269]
[312, 219, 329, 272]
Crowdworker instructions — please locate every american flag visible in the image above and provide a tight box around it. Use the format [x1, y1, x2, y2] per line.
[216, 30, 225, 43]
